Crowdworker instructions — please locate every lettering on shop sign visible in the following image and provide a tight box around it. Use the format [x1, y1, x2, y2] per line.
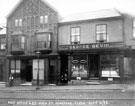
[8, 100, 109, 106]
[59, 42, 124, 51]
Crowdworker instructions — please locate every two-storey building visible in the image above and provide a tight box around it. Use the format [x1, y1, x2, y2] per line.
[58, 9, 135, 84]
[6, 0, 60, 86]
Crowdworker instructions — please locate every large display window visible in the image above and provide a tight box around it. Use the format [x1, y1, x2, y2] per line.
[71, 55, 88, 79]
[100, 54, 120, 78]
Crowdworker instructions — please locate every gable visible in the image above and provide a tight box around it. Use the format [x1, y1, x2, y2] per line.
[7, 0, 58, 19]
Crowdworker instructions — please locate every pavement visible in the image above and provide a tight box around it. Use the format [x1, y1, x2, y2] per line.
[0, 83, 135, 92]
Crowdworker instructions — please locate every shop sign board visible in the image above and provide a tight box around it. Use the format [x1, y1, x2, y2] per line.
[59, 42, 124, 51]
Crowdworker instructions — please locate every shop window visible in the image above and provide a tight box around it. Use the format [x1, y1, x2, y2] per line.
[100, 55, 120, 78]
[71, 55, 87, 79]
[133, 18, 135, 38]
[96, 24, 107, 43]
[11, 60, 21, 78]
[71, 27, 80, 44]
[0, 38, 6, 50]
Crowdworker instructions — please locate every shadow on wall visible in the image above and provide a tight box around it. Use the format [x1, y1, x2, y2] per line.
[124, 58, 135, 83]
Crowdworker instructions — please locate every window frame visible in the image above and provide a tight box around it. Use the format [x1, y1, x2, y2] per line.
[70, 27, 81, 44]
[96, 24, 107, 43]
[18, 19, 22, 27]
[44, 15, 48, 24]
[15, 19, 18, 27]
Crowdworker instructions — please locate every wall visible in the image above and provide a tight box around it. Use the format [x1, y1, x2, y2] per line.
[124, 14, 135, 48]
[58, 18, 124, 45]
[124, 58, 135, 78]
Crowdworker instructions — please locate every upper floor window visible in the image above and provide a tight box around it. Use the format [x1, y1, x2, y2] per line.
[36, 33, 51, 49]
[44, 15, 48, 23]
[71, 27, 80, 44]
[15, 19, 18, 27]
[11, 35, 25, 51]
[96, 24, 107, 43]
[0, 38, 6, 50]
[19, 19, 22, 27]
[40, 16, 44, 24]
[133, 18, 135, 38]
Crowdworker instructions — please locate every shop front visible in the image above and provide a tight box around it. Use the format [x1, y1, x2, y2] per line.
[59, 42, 125, 84]
[7, 54, 59, 86]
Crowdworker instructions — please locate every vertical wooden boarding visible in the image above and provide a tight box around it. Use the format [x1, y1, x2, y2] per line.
[119, 54, 124, 83]
[68, 55, 71, 81]
[44, 58, 49, 84]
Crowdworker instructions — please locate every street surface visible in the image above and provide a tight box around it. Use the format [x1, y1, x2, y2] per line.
[0, 84, 134, 106]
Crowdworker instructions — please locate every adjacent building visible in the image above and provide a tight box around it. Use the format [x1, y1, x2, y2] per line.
[6, 0, 60, 86]
[58, 9, 135, 84]
[0, 32, 6, 82]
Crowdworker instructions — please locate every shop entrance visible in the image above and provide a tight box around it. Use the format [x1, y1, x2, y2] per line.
[89, 54, 100, 78]
[60, 55, 68, 84]
[21, 60, 33, 82]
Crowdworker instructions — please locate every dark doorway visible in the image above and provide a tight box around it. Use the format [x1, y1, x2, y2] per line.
[0, 64, 3, 81]
[60, 55, 68, 84]
[21, 60, 32, 82]
[89, 54, 100, 78]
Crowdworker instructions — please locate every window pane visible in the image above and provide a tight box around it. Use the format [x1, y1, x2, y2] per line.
[40, 16, 44, 24]
[11, 60, 15, 69]
[71, 28, 76, 35]
[48, 34, 51, 41]
[96, 25, 101, 32]
[1, 44, 6, 49]
[97, 34, 100, 40]
[15, 19, 18, 27]
[31, 17, 34, 27]
[103, 34, 107, 40]
[71, 36, 75, 42]
[19, 19, 22, 27]
[35, 16, 39, 27]
[101, 25, 106, 31]
[76, 28, 80, 35]
[77, 35, 80, 42]
[45, 15, 48, 23]
[16, 60, 20, 69]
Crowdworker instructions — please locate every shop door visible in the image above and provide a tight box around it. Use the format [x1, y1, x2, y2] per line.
[48, 59, 55, 84]
[60, 55, 68, 84]
[26, 60, 32, 82]
[0, 64, 3, 81]
[21, 60, 33, 82]
[89, 54, 99, 78]
[33, 59, 44, 81]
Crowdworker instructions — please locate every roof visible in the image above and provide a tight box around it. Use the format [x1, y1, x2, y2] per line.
[60, 9, 122, 23]
[6, 0, 58, 19]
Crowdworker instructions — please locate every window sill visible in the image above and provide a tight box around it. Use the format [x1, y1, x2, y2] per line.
[131, 38, 135, 40]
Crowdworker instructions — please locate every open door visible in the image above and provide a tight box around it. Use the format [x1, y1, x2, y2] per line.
[89, 54, 100, 78]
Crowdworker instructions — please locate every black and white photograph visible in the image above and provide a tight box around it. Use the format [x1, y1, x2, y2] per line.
[0, 0, 135, 106]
